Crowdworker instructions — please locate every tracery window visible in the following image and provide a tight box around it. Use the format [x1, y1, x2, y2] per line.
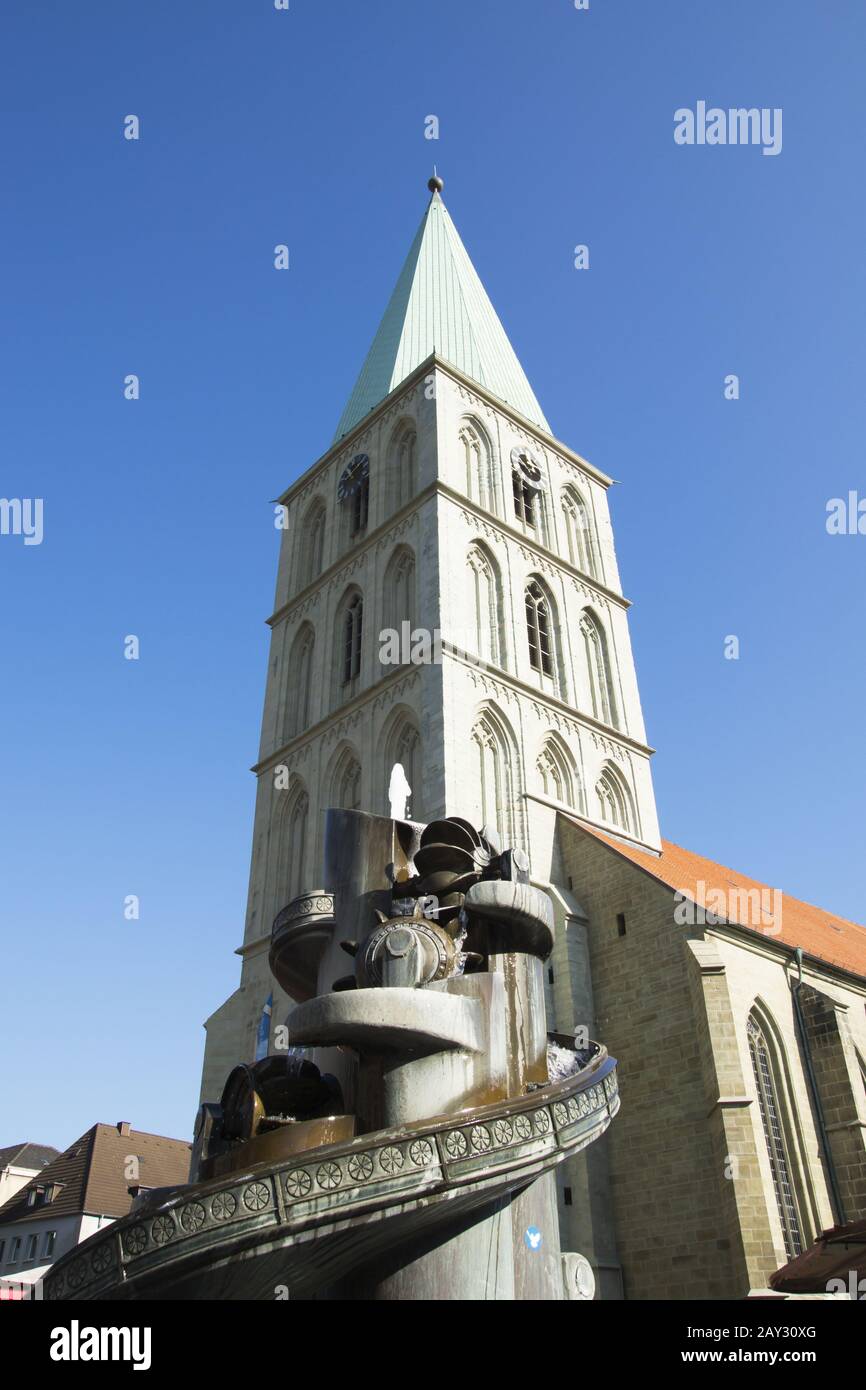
[747, 1015, 804, 1260]
[562, 488, 598, 579]
[286, 624, 315, 739]
[337, 758, 362, 812]
[581, 611, 617, 728]
[525, 581, 553, 677]
[467, 544, 502, 668]
[393, 426, 417, 509]
[342, 595, 363, 685]
[280, 784, 308, 904]
[595, 765, 633, 833]
[470, 711, 516, 844]
[339, 454, 370, 539]
[385, 547, 415, 634]
[537, 742, 576, 806]
[393, 724, 420, 818]
[513, 469, 537, 528]
[460, 421, 494, 511]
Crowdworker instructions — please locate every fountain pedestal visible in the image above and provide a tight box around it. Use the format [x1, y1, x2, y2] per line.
[45, 810, 620, 1303]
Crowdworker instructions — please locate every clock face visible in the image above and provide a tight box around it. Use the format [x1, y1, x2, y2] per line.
[337, 453, 369, 500]
[510, 445, 541, 483]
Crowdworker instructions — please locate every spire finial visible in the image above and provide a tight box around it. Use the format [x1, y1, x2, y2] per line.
[428, 167, 444, 194]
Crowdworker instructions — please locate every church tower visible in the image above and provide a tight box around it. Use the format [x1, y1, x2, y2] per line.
[200, 176, 661, 1190]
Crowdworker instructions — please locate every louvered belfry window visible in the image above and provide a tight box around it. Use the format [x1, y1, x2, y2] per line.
[747, 1015, 804, 1260]
[525, 581, 553, 676]
[351, 476, 369, 535]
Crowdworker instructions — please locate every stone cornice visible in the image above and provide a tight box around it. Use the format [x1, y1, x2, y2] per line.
[439, 483, 631, 611]
[251, 666, 422, 776]
[432, 356, 614, 487]
[444, 646, 654, 757]
[555, 804, 662, 857]
[267, 486, 436, 629]
[274, 354, 613, 509]
[705, 926, 866, 995]
[709, 1096, 753, 1115]
[269, 477, 630, 633]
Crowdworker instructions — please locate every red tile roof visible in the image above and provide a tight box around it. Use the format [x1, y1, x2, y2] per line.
[769, 1218, 866, 1294]
[572, 822, 866, 981]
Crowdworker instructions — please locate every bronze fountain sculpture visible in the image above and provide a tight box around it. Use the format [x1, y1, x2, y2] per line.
[46, 809, 618, 1301]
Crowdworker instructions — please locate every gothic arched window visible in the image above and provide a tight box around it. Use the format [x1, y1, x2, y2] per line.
[467, 543, 503, 669]
[581, 610, 617, 729]
[384, 546, 416, 636]
[470, 709, 517, 844]
[285, 623, 315, 740]
[392, 724, 421, 819]
[595, 764, 634, 834]
[343, 595, 363, 685]
[380, 708, 423, 821]
[276, 780, 309, 908]
[513, 469, 537, 529]
[459, 419, 496, 513]
[352, 477, 369, 535]
[298, 499, 326, 589]
[562, 487, 598, 579]
[525, 581, 554, 677]
[333, 752, 362, 812]
[747, 1014, 805, 1260]
[395, 724, 420, 815]
[537, 738, 577, 808]
[339, 455, 370, 539]
[389, 423, 417, 511]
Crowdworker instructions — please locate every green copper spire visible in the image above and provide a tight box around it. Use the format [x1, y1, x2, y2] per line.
[334, 179, 550, 441]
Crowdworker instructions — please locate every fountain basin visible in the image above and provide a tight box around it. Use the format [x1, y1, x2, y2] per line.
[45, 1048, 618, 1302]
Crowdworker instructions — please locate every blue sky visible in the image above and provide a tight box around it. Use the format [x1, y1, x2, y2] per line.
[2, 0, 864, 1148]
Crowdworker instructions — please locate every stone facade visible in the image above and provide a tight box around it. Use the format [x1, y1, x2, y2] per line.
[200, 355, 660, 1103]
[550, 820, 866, 1299]
[199, 202, 866, 1300]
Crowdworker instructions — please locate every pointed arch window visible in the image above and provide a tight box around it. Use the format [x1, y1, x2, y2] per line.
[335, 755, 362, 812]
[391, 425, 417, 510]
[394, 724, 421, 820]
[385, 547, 415, 636]
[581, 611, 617, 729]
[537, 739, 576, 808]
[467, 544, 503, 669]
[339, 454, 370, 539]
[562, 488, 598, 579]
[278, 783, 309, 906]
[470, 711, 516, 844]
[297, 499, 327, 588]
[342, 595, 363, 685]
[747, 1015, 804, 1260]
[395, 725, 420, 814]
[381, 710, 423, 821]
[459, 420, 496, 513]
[595, 765, 633, 834]
[285, 624, 315, 740]
[513, 469, 537, 528]
[525, 581, 553, 677]
[352, 478, 369, 535]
